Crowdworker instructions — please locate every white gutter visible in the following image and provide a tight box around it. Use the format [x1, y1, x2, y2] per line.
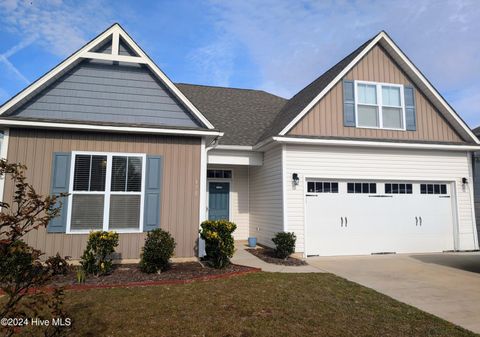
[272, 136, 480, 151]
[0, 119, 224, 137]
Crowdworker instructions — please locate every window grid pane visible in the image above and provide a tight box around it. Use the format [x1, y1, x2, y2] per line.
[308, 181, 339, 193]
[71, 154, 144, 232]
[109, 195, 141, 230]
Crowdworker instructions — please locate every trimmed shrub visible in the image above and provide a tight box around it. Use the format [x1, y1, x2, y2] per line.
[45, 253, 71, 276]
[140, 228, 176, 273]
[80, 231, 119, 275]
[199, 220, 236, 269]
[272, 232, 296, 259]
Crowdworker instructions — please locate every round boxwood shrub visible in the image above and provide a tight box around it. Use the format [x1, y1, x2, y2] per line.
[199, 220, 236, 269]
[140, 228, 176, 274]
[272, 232, 296, 259]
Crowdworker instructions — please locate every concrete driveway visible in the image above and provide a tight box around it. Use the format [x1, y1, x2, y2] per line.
[308, 252, 480, 334]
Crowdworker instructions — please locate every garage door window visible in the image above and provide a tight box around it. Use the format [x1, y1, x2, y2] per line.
[385, 183, 413, 194]
[347, 182, 376, 194]
[307, 181, 339, 193]
[420, 183, 447, 195]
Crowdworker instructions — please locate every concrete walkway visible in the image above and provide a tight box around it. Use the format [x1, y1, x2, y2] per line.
[232, 243, 325, 273]
[308, 252, 480, 334]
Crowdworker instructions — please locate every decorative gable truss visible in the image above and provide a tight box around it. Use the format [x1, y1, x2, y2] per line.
[0, 23, 216, 131]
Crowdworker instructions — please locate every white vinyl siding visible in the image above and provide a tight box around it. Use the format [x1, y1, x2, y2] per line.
[249, 146, 284, 247]
[285, 144, 478, 253]
[207, 164, 250, 240]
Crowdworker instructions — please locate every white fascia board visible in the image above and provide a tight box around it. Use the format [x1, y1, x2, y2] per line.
[278, 34, 383, 136]
[0, 24, 216, 131]
[213, 145, 254, 151]
[278, 32, 478, 144]
[207, 149, 263, 166]
[0, 119, 223, 137]
[273, 136, 480, 151]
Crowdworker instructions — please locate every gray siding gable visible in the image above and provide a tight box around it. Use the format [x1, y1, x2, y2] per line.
[8, 59, 202, 128]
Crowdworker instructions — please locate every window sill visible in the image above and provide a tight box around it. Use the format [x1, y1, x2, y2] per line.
[355, 125, 406, 131]
[66, 229, 143, 234]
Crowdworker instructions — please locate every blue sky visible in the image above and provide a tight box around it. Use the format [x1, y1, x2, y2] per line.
[1, 0, 479, 127]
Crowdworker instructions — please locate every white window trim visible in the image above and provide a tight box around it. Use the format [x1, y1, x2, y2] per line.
[66, 151, 146, 234]
[354, 80, 406, 131]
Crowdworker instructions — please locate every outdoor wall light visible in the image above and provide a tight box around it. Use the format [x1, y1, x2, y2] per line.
[462, 177, 468, 184]
[292, 173, 300, 186]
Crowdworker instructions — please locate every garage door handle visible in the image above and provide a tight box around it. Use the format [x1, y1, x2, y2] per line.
[419, 216, 422, 226]
[345, 217, 348, 227]
[415, 216, 418, 226]
[341, 217, 344, 227]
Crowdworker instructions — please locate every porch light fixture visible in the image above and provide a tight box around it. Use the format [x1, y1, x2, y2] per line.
[462, 177, 468, 185]
[292, 173, 300, 186]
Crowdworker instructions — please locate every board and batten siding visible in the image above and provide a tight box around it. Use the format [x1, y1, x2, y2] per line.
[285, 144, 478, 253]
[3, 128, 201, 258]
[9, 59, 201, 128]
[249, 146, 283, 247]
[207, 164, 250, 240]
[289, 45, 464, 143]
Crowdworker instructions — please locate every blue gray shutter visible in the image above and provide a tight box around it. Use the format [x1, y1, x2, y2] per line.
[48, 152, 71, 233]
[143, 156, 163, 231]
[343, 80, 356, 127]
[404, 85, 416, 131]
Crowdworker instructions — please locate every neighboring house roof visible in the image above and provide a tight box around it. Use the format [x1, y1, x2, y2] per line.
[176, 83, 287, 145]
[473, 126, 480, 136]
[259, 38, 373, 142]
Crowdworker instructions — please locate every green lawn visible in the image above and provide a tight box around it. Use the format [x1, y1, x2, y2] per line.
[57, 273, 478, 336]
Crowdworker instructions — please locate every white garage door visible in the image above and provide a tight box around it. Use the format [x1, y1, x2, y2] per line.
[305, 180, 455, 256]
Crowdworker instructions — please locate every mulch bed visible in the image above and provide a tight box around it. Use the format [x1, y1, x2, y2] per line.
[47, 262, 258, 290]
[246, 248, 307, 266]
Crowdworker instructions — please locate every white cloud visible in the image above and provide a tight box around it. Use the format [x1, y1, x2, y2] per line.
[202, 0, 480, 126]
[187, 38, 235, 87]
[0, 0, 113, 57]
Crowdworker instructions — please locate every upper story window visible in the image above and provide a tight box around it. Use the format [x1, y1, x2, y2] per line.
[356, 81, 405, 130]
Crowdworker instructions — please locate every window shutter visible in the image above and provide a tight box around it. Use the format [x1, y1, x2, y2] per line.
[343, 80, 356, 127]
[143, 156, 163, 231]
[48, 152, 71, 233]
[404, 85, 416, 131]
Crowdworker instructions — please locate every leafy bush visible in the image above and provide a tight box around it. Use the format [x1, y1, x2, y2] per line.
[272, 232, 296, 259]
[80, 231, 119, 276]
[0, 159, 69, 336]
[199, 220, 236, 269]
[140, 228, 176, 273]
[46, 253, 71, 276]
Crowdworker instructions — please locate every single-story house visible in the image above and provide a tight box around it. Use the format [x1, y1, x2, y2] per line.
[0, 23, 479, 259]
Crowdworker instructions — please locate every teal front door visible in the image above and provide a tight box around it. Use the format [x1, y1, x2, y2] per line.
[208, 182, 230, 220]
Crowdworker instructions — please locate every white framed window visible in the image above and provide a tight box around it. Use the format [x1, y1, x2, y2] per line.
[355, 80, 406, 130]
[67, 152, 146, 233]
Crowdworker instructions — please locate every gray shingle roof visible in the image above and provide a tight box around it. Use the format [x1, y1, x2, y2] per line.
[177, 37, 373, 146]
[257, 38, 373, 141]
[473, 126, 480, 136]
[176, 83, 287, 145]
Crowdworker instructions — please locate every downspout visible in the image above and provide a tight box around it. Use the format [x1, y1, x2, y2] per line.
[198, 136, 221, 257]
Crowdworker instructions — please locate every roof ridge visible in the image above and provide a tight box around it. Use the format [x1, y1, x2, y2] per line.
[175, 82, 287, 100]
